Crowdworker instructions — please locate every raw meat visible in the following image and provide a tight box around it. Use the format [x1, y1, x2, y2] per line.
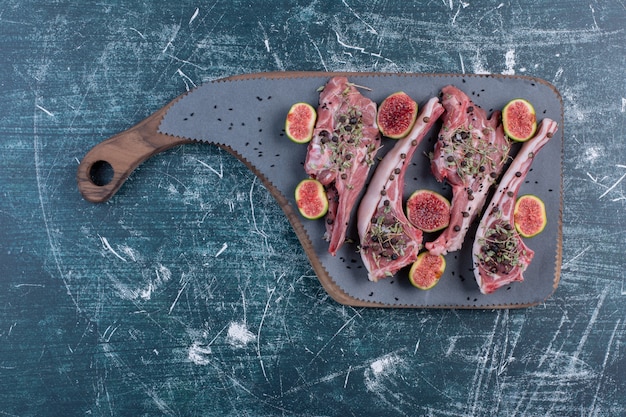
[358, 97, 445, 282]
[305, 77, 381, 255]
[425, 86, 511, 256]
[472, 119, 559, 294]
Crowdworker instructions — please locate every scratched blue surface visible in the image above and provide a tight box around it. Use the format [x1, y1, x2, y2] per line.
[0, 1, 624, 416]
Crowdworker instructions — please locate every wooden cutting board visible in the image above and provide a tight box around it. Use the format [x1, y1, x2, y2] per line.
[77, 72, 563, 308]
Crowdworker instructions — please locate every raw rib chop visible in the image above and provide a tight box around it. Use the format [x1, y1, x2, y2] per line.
[305, 77, 381, 256]
[425, 86, 511, 256]
[358, 97, 445, 282]
[472, 119, 559, 294]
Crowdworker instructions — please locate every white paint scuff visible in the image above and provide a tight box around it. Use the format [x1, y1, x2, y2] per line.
[188, 342, 212, 365]
[109, 264, 172, 301]
[226, 322, 256, 348]
[194, 158, 223, 178]
[583, 145, 602, 164]
[502, 49, 516, 75]
[554, 67, 564, 83]
[364, 352, 405, 392]
[189, 8, 199, 25]
[370, 356, 394, 375]
[36, 104, 54, 117]
[471, 48, 491, 75]
[599, 170, 626, 200]
[168, 274, 189, 314]
[99, 236, 127, 262]
[340, 0, 378, 35]
[118, 245, 139, 262]
[143, 264, 172, 301]
[177, 68, 197, 91]
[215, 243, 228, 257]
[334, 31, 392, 63]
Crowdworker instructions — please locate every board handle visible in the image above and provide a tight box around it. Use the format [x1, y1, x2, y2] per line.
[76, 104, 193, 203]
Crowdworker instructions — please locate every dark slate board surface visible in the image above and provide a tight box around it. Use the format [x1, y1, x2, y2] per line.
[1, 1, 624, 416]
[159, 73, 563, 308]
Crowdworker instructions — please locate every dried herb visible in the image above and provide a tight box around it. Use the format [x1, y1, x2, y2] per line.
[436, 127, 510, 180]
[476, 214, 526, 273]
[366, 208, 410, 269]
[322, 106, 372, 173]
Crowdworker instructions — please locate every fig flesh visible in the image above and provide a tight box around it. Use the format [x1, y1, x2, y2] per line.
[502, 98, 537, 142]
[406, 189, 451, 233]
[514, 194, 547, 238]
[285, 102, 317, 143]
[376, 92, 418, 139]
[295, 178, 329, 220]
[409, 252, 446, 290]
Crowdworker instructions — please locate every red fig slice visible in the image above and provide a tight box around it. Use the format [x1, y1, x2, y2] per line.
[514, 194, 547, 238]
[376, 92, 418, 139]
[502, 98, 537, 142]
[406, 189, 451, 233]
[285, 102, 317, 143]
[409, 252, 446, 290]
[295, 178, 328, 220]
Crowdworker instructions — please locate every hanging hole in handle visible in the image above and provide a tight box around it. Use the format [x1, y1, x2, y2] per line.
[89, 160, 114, 186]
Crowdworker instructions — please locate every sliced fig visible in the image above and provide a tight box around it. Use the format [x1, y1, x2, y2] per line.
[409, 252, 446, 290]
[285, 102, 317, 143]
[502, 98, 537, 142]
[376, 92, 418, 139]
[514, 194, 547, 238]
[295, 178, 329, 220]
[405, 189, 451, 233]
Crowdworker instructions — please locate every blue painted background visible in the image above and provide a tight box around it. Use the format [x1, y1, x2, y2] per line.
[0, 1, 624, 415]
